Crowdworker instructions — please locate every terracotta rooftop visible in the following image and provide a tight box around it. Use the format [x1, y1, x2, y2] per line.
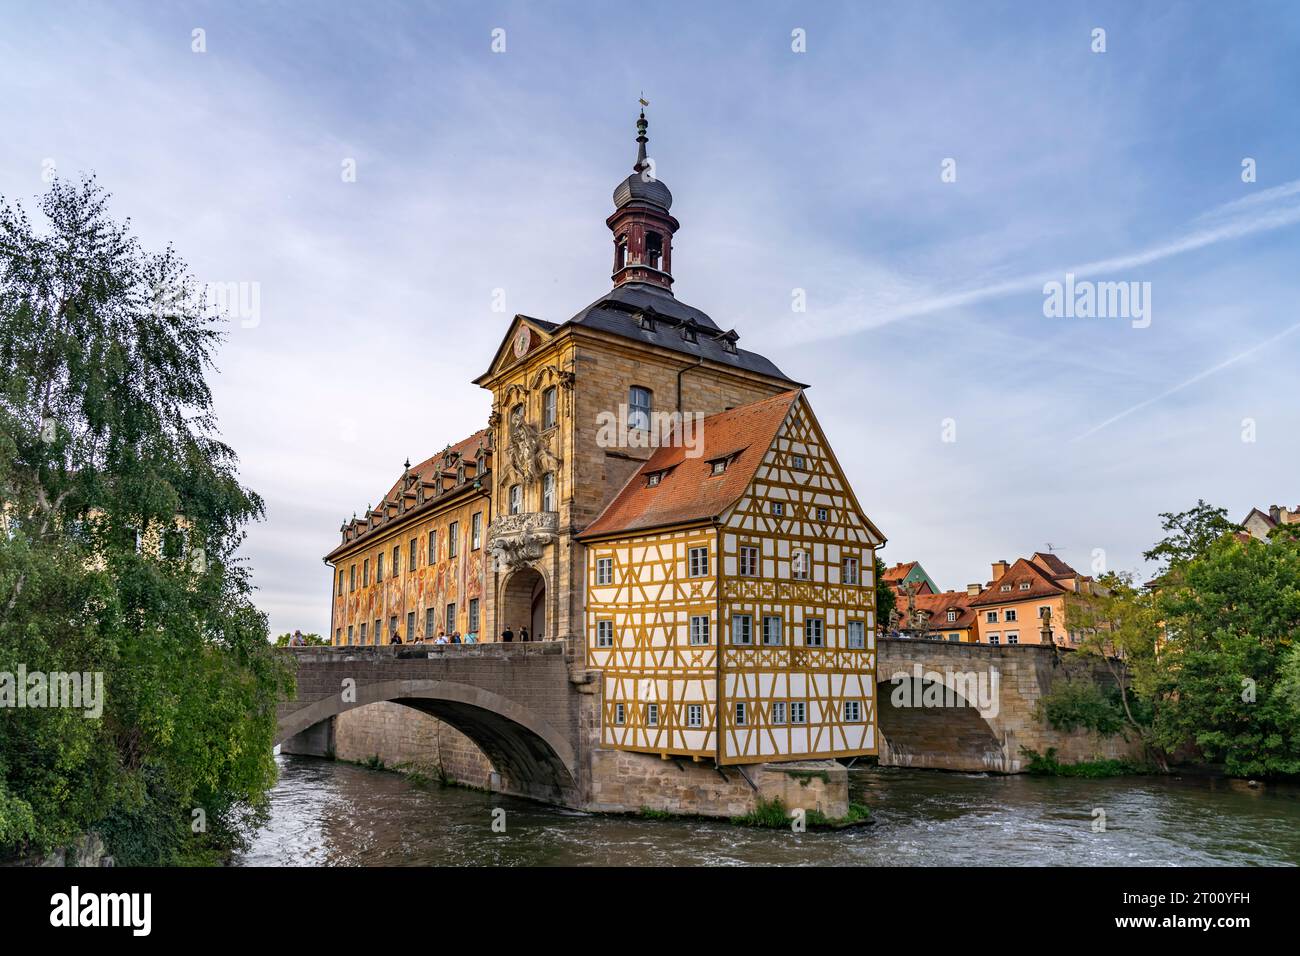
[577, 390, 801, 539]
[905, 591, 978, 631]
[881, 561, 917, 583]
[1030, 551, 1078, 580]
[968, 557, 1067, 606]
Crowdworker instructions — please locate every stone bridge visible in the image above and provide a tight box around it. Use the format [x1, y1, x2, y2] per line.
[876, 638, 1141, 772]
[275, 638, 1140, 814]
[276, 642, 583, 805]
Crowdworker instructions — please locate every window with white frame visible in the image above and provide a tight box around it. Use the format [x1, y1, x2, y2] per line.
[1005, 609, 1017, 622]
[1019, 581, 1031, 591]
[471, 512, 482, 549]
[817, 507, 828, 522]
[772, 701, 787, 724]
[792, 549, 809, 580]
[427, 531, 436, 564]
[628, 386, 652, 432]
[597, 620, 614, 647]
[986, 611, 998, 623]
[790, 702, 807, 724]
[542, 387, 557, 429]
[614, 703, 625, 725]
[734, 702, 747, 726]
[687, 704, 703, 728]
[1007, 632, 1019, 644]
[646, 703, 658, 727]
[988, 633, 1000, 645]
[509, 485, 522, 515]
[847, 620, 865, 648]
[843, 555, 859, 584]
[731, 614, 753, 645]
[542, 472, 556, 512]
[690, 615, 710, 645]
[845, 700, 862, 722]
[762, 615, 783, 646]
[804, 617, 824, 647]
[770, 501, 784, 517]
[947, 609, 958, 623]
[791, 454, 805, 470]
[688, 546, 709, 577]
[595, 557, 613, 585]
[739, 545, 759, 576]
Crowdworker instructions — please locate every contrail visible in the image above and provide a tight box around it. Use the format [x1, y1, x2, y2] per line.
[1071, 320, 1300, 442]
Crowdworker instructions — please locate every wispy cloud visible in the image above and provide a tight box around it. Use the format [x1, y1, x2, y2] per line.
[1071, 319, 1300, 442]
[796, 178, 1300, 342]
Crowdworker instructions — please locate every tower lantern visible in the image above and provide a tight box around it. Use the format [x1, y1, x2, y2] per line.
[607, 108, 680, 293]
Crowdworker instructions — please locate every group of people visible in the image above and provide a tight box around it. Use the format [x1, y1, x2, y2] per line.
[498, 625, 536, 642]
[389, 630, 477, 645]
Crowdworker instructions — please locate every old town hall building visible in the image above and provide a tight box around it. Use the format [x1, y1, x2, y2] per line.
[324, 110, 885, 767]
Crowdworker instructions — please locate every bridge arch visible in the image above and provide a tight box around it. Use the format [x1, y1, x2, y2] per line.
[277, 678, 578, 803]
[875, 664, 1011, 772]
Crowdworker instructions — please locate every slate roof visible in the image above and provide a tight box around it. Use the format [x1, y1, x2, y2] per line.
[564, 283, 800, 384]
[577, 390, 801, 539]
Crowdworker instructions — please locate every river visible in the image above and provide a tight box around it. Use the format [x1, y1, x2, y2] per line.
[237, 754, 1300, 866]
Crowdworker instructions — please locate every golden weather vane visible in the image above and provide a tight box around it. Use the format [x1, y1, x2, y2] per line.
[639, 93, 649, 107]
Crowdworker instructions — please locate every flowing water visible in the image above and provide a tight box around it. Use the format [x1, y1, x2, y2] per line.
[237, 754, 1300, 866]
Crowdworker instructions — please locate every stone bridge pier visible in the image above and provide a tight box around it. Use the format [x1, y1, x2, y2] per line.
[875, 638, 1143, 772]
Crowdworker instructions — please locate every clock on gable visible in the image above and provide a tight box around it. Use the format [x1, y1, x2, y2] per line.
[513, 326, 532, 359]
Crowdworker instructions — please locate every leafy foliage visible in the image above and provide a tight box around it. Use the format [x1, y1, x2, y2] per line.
[875, 557, 896, 627]
[0, 177, 291, 861]
[1040, 679, 1128, 736]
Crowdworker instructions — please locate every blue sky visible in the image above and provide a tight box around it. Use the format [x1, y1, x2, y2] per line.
[3, 1, 1298, 636]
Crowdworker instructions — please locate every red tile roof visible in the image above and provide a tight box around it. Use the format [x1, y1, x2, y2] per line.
[881, 561, 917, 583]
[1030, 551, 1077, 579]
[577, 390, 801, 539]
[968, 557, 1067, 606]
[378, 430, 489, 506]
[907, 591, 978, 631]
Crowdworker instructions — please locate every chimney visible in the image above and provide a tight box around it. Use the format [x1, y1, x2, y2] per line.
[966, 582, 982, 597]
[991, 560, 1009, 580]
[1270, 505, 1283, 522]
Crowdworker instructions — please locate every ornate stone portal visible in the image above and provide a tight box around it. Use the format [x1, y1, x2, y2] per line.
[486, 512, 559, 571]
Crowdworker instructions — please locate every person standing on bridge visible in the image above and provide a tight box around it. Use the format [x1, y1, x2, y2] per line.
[519, 625, 530, 643]
[501, 625, 514, 642]
[390, 632, 403, 645]
[450, 631, 461, 644]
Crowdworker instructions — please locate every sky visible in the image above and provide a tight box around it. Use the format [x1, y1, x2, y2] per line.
[2, 1, 1298, 637]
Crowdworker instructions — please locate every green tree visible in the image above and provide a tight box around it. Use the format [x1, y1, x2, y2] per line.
[875, 557, 896, 629]
[274, 632, 327, 647]
[1065, 572, 1164, 767]
[1150, 526, 1300, 777]
[0, 176, 292, 862]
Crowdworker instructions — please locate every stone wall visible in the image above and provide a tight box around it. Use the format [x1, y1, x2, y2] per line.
[332, 703, 494, 788]
[585, 749, 848, 819]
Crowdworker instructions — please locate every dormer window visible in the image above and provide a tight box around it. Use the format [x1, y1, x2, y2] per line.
[1000, 584, 1012, 592]
[947, 610, 958, 623]
[710, 460, 727, 476]
[716, 330, 739, 354]
[1019, 581, 1031, 590]
[638, 313, 655, 332]
[680, 322, 697, 344]
[646, 472, 662, 488]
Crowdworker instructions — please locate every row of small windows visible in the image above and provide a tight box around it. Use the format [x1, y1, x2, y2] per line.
[592, 549, 862, 585]
[984, 606, 1052, 624]
[336, 598, 481, 644]
[610, 699, 865, 727]
[339, 513, 482, 594]
[769, 502, 832, 523]
[596, 616, 867, 649]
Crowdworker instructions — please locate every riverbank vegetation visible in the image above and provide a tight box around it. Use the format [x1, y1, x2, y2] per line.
[1020, 748, 1144, 778]
[1058, 501, 1300, 779]
[0, 178, 290, 864]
